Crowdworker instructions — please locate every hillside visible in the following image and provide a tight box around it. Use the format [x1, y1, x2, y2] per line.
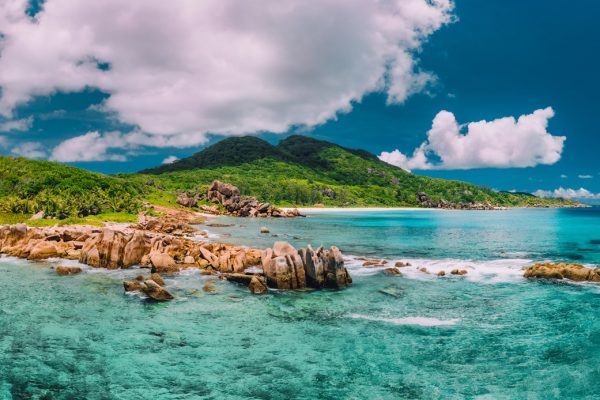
[0, 156, 142, 219]
[133, 135, 577, 209]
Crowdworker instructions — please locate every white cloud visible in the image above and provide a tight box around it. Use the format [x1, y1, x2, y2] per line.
[0, 116, 32, 132]
[379, 107, 565, 171]
[49, 130, 211, 162]
[0, 0, 454, 145]
[533, 187, 600, 200]
[162, 155, 178, 165]
[560, 174, 568, 178]
[0, 136, 7, 147]
[11, 141, 46, 159]
[578, 174, 593, 179]
[49, 131, 126, 162]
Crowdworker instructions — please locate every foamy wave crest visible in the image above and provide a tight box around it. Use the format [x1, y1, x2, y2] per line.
[346, 256, 532, 284]
[349, 314, 459, 327]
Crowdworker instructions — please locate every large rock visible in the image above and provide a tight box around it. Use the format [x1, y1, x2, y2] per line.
[524, 263, 600, 282]
[321, 246, 352, 289]
[123, 279, 174, 300]
[56, 266, 82, 276]
[176, 192, 198, 208]
[143, 279, 175, 300]
[28, 241, 59, 260]
[122, 231, 151, 267]
[299, 245, 325, 288]
[249, 275, 268, 294]
[149, 252, 178, 273]
[262, 242, 306, 289]
[79, 229, 130, 269]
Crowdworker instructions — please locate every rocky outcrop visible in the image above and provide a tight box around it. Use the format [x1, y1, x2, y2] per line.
[0, 220, 352, 302]
[79, 229, 131, 269]
[524, 263, 600, 282]
[123, 279, 175, 301]
[262, 241, 352, 290]
[176, 192, 198, 208]
[207, 180, 303, 218]
[416, 192, 495, 210]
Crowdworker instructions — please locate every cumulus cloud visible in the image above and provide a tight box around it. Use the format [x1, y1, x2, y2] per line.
[162, 155, 178, 165]
[11, 141, 46, 159]
[0, 0, 453, 146]
[48, 130, 211, 162]
[533, 187, 600, 200]
[560, 174, 568, 178]
[578, 174, 593, 179]
[379, 107, 565, 171]
[49, 131, 126, 162]
[0, 116, 32, 132]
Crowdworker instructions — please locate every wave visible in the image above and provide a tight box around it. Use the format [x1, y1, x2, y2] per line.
[348, 314, 459, 327]
[345, 255, 531, 284]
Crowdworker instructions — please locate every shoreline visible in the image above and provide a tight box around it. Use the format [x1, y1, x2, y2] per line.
[281, 205, 588, 213]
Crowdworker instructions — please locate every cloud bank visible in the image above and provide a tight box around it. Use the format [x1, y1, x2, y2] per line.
[379, 107, 565, 171]
[533, 187, 600, 200]
[0, 0, 453, 155]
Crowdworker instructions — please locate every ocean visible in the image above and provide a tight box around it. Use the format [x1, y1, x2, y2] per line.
[1, 208, 599, 399]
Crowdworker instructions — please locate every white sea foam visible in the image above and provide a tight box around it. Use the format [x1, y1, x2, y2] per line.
[346, 255, 532, 284]
[349, 314, 460, 327]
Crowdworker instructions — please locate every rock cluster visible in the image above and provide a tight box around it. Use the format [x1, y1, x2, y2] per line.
[416, 192, 495, 210]
[523, 263, 600, 282]
[0, 220, 352, 300]
[207, 180, 303, 218]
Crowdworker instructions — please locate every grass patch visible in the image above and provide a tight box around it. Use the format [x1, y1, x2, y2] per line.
[0, 212, 137, 227]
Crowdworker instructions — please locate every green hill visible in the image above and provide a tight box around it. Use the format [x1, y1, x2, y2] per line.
[0, 135, 577, 223]
[133, 135, 576, 208]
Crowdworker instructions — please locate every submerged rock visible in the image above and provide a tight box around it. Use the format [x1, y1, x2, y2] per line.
[55, 266, 82, 276]
[450, 269, 468, 276]
[383, 267, 402, 275]
[524, 263, 600, 282]
[249, 275, 268, 294]
[144, 279, 175, 301]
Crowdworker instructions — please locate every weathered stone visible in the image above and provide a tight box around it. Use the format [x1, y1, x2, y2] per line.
[260, 227, 270, 234]
[299, 245, 325, 289]
[176, 192, 198, 208]
[450, 269, 467, 276]
[395, 261, 411, 268]
[524, 263, 600, 282]
[249, 275, 268, 294]
[203, 283, 217, 293]
[437, 270, 446, 277]
[123, 281, 146, 292]
[28, 241, 59, 260]
[55, 266, 82, 276]
[383, 267, 401, 275]
[79, 229, 130, 269]
[149, 252, 178, 273]
[222, 273, 254, 285]
[123, 231, 151, 267]
[150, 272, 165, 286]
[143, 279, 174, 301]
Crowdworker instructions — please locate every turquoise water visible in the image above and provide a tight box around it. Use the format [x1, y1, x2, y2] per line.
[1, 208, 600, 399]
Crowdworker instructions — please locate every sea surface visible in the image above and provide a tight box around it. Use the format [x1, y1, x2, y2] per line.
[1, 208, 600, 399]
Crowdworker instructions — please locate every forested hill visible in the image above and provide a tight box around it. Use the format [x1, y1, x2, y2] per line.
[134, 135, 577, 209]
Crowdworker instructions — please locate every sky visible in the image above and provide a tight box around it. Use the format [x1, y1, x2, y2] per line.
[0, 0, 598, 201]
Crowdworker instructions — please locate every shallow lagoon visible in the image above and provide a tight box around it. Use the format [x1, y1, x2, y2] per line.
[1, 208, 600, 399]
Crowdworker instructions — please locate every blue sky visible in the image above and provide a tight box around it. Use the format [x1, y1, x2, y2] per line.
[0, 0, 598, 200]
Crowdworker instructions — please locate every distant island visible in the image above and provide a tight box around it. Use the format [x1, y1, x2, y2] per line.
[0, 135, 578, 225]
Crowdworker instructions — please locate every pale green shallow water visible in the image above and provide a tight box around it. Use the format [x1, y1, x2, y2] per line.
[1, 208, 600, 399]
